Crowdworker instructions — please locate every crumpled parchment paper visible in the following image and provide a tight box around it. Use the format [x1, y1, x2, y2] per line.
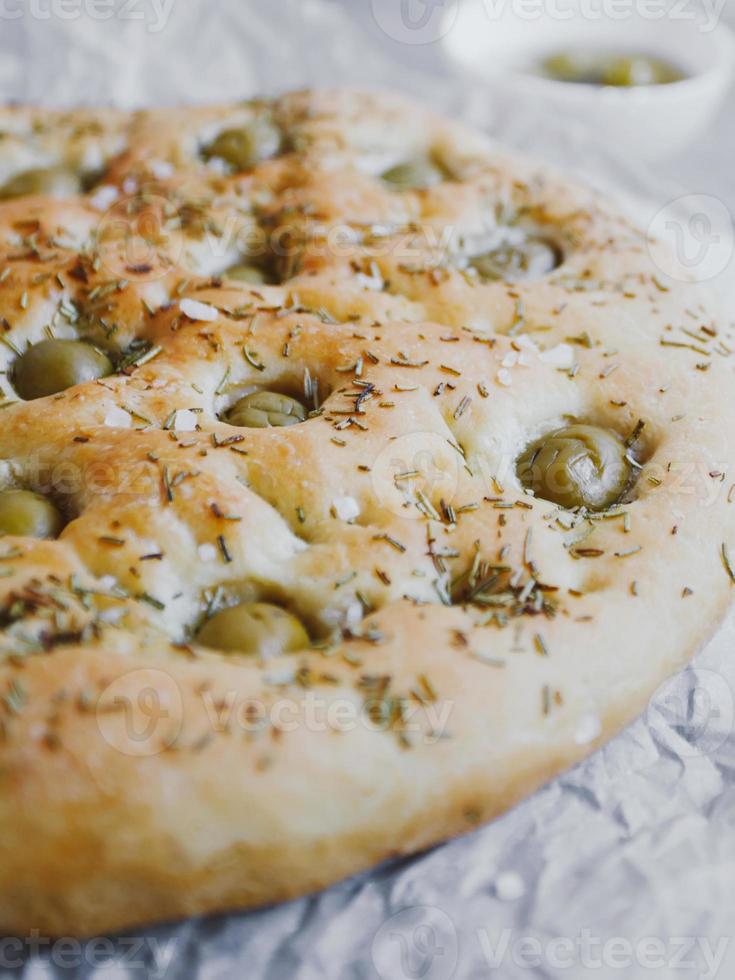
[2, 2, 735, 977]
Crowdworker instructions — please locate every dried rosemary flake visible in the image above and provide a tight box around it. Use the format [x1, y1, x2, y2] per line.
[243, 348, 265, 371]
[542, 684, 551, 715]
[472, 651, 506, 668]
[373, 533, 406, 553]
[614, 546, 641, 559]
[454, 395, 471, 419]
[722, 543, 735, 585]
[217, 535, 233, 564]
[137, 592, 166, 610]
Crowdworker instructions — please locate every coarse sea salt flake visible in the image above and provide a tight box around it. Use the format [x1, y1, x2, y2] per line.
[332, 495, 360, 522]
[173, 409, 198, 432]
[98, 607, 126, 625]
[180, 299, 218, 322]
[198, 543, 217, 562]
[344, 600, 364, 630]
[103, 405, 132, 428]
[516, 335, 539, 353]
[150, 160, 174, 180]
[497, 369, 513, 387]
[355, 272, 383, 291]
[575, 713, 602, 745]
[89, 185, 119, 211]
[540, 343, 576, 370]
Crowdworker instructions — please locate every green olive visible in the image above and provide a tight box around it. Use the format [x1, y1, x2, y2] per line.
[542, 52, 601, 84]
[0, 167, 82, 200]
[0, 490, 63, 539]
[602, 55, 684, 87]
[381, 158, 445, 192]
[469, 236, 560, 282]
[12, 339, 112, 400]
[227, 390, 307, 428]
[224, 263, 270, 285]
[517, 424, 631, 511]
[201, 119, 282, 171]
[197, 601, 308, 656]
[542, 51, 684, 87]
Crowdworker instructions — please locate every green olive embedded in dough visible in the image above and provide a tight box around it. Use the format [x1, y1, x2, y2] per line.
[12, 339, 112, 400]
[0, 167, 82, 200]
[224, 263, 270, 285]
[201, 119, 282, 171]
[469, 236, 560, 282]
[0, 490, 63, 539]
[381, 158, 445, 191]
[197, 601, 309, 656]
[227, 390, 307, 428]
[517, 424, 631, 511]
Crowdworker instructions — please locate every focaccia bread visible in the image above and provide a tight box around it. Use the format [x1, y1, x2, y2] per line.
[0, 90, 733, 937]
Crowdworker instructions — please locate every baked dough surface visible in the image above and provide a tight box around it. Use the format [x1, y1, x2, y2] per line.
[0, 90, 733, 936]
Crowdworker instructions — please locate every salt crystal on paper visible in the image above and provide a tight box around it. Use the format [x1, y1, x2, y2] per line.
[495, 871, 526, 901]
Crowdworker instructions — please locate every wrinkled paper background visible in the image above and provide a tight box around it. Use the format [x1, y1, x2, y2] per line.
[2, 1, 735, 977]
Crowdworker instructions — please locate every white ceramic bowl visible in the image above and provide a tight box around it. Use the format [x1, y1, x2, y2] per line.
[442, 0, 735, 161]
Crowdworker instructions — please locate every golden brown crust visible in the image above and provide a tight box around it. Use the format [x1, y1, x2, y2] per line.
[0, 89, 733, 936]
